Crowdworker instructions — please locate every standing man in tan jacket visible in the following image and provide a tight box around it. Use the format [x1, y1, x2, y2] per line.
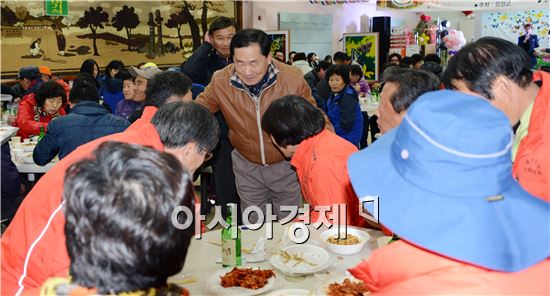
[196, 29, 329, 223]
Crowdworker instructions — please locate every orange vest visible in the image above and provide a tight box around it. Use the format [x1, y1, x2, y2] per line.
[348, 240, 550, 294]
[290, 129, 367, 227]
[1, 124, 165, 295]
[513, 71, 550, 201]
[125, 105, 158, 132]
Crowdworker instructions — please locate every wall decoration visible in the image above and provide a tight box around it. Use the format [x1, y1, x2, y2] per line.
[343, 32, 379, 81]
[376, 0, 549, 11]
[1, 1, 239, 77]
[481, 10, 549, 49]
[266, 30, 289, 63]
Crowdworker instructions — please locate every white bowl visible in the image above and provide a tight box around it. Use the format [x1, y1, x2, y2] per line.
[320, 227, 370, 255]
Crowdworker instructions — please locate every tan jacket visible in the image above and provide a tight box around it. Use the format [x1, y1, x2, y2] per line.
[197, 60, 327, 165]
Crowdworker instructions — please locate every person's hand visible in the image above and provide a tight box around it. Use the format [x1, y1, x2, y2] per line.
[353, 84, 361, 93]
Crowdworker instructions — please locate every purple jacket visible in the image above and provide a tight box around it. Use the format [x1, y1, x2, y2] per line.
[115, 99, 142, 119]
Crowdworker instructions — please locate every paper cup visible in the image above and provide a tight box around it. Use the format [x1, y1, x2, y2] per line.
[11, 148, 23, 162]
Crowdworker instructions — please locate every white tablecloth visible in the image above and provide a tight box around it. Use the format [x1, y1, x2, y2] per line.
[172, 223, 383, 295]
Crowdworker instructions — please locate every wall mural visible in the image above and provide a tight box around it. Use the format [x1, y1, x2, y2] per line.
[481, 9, 549, 49]
[0, 1, 238, 76]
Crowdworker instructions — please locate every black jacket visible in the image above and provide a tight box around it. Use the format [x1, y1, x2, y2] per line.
[304, 70, 325, 109]
[33, 101, 129, 164]
[180, 42, 231, 85]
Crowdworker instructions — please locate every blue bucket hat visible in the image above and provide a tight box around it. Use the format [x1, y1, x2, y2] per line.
[348, 90, 550, 272]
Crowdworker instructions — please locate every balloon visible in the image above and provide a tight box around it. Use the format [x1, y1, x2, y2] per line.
[443, 29, 466, 52]
[418, 33, 430, 45]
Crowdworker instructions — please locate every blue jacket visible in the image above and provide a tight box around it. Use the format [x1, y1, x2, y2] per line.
[325, 85, 363, 146]
[33, 101, 129, 165]
[99, 75, 124, 113]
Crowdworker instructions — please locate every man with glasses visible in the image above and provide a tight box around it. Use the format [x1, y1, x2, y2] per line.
[1, 100, 219, 295]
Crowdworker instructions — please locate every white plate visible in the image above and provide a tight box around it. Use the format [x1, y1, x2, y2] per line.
[270, 244, 331, 275]
[265, 288, 312, 296]
[205, 267, 276, 296]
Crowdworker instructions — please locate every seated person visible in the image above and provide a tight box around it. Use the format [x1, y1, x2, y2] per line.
[15, 81, 67, 139]
[33, 74, 130, 164]
[376, 69, 440, 134]
[11, 66, 40, 100]
[325, 64, 363, 147]
[349, 64, 371, 97]
[420, 54, 443, 77]
[98, 60, 125, 112]
[262, 95, 367, 227]
[304, 60, 331, 110]
[115, 70, 142, 119]
[347, 90, 550, 294]
[33, 142, 194, 295]
[2, 96, 217, 295]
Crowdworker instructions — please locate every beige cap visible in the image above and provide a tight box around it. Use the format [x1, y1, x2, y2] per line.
[129, 65, 162, 80]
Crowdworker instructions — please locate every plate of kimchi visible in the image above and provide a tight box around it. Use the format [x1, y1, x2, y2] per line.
[205, 266, 276, 295]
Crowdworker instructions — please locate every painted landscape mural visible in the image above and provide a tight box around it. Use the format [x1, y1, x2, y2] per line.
[0, 1, 237, 75]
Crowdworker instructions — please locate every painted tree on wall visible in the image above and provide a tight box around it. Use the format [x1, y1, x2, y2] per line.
[76, 6, 109, 56]
[112, 5, 140, 51]
[1, 6, 17, 26]
[200, 1, 227, 40]
[181, 1, 201, 51]
[165, 10, 186, 49]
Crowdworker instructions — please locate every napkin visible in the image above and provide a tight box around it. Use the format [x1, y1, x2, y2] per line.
[215, 236, 267, 264]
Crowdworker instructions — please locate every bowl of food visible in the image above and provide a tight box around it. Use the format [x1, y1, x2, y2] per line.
[320, 228, 370, 255]
[20, 142, 37, 152]
[317, 276, 370, 296]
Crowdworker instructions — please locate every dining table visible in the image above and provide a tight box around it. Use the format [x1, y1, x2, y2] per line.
[170, 222, 386, 295]
[9, 139, 58, 181]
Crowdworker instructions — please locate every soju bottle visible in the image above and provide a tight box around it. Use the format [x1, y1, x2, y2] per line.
[37, 127, 45, 142]
[221, 203, 241, 267]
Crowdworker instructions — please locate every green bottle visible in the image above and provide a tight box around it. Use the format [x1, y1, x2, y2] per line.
[37, 127, 45, 142]
[221, 203, 241, 267]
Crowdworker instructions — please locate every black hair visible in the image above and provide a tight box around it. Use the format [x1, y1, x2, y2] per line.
[388, 53, 402, 63]
[69, 74, 100, 103]
[316, 61, 331, 72]
[293, 52, 307, 61]
[144, 71, 192, 107]
[105, 60, 125, 78]
[441, 37, 532, 100]
[410, 53, 424, 65]
[423, 54, 441, 64]
[230, 29, 272, 57]
[307, 52, 316, 63]
[350, 64, 364, 79]
[324, 55, 333, 63]
[399, 56, 414, 68]
[326, 64, 351, 85]
[208, 16, 238, 35]
[116, 69, 134, 81]
[333, 51, 349, 63]
[262, 95, 325, 147]
[80, 59, 100, 78]
[151, 101, 219, 152]
[64, 142, 194, 294]
[383, 69, 440, 113]
[35, 81, 67, 108]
